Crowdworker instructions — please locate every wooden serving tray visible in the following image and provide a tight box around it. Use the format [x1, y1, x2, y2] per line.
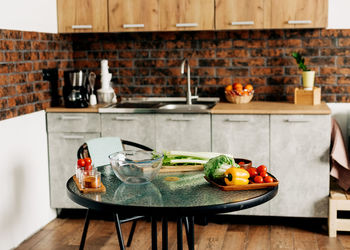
[204, 176, 279, 191]
[159, 165, 204, 173]
[73, 175, 106, 193]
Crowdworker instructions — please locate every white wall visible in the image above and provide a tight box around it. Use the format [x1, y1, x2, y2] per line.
[0, 0, 57, 33]
[0, 111, 56, 250]
[328, 0, 350, 29]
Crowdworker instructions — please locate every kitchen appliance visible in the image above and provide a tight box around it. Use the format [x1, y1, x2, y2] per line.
[63, 70, 89, 108]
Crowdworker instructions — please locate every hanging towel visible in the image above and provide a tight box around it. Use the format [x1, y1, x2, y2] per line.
[86, 137, 123, 167]
[330, 118, 350, 190]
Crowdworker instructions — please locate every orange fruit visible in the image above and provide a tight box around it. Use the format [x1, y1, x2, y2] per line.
[233, 83, 243, 91]
[225, 84, 233, 92]
[244, 84, 254, 92]
[242, 91, 249, 96]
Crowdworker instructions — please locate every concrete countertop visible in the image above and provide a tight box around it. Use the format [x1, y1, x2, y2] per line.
[46, 101, 331, 115]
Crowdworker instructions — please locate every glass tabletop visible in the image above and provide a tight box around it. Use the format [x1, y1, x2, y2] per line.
[67, 165, 278, 216]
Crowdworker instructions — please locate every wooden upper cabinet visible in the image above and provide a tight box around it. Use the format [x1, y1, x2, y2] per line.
[269, 0, 328, 29]
[57, 0, 108, 33]
[216, 0, 268, 30]
[109, 0, 160, 32]
[159, 0, 214, 31]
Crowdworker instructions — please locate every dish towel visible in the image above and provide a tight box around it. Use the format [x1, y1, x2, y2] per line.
[86, 137, 123, 167]
[330, 118, 350, 190]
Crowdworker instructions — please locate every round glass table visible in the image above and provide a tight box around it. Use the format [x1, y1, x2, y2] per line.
[67, 165, 278, 250]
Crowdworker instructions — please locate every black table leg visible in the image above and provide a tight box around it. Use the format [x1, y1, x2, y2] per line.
[113, 213, 126, 250]
[162, 217, 168, 250]
[126, 220, 137, 247]
[187, 216, 195, 250]
[177, 217, 183, 250]
[79, 209, 91, 250]
[152, 216, 157, 250]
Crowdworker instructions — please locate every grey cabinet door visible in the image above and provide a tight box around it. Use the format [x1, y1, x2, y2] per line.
[48, 132, 100, 208]
[155, 114, 211, 152]
[101, 114, 156, 149]
[47, 113, 101, 132]
[212, 114, 270, 215]
[212, 114, 270, 165]
[270, 115, 330, 217]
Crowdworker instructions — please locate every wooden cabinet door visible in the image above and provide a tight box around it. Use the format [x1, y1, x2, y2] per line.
[57, 0, 108, 33]
[212, 114, 270, 216]
[109, 0, 159, 32]
[269, 0, 328, 29]
[270, 115, 330, 217]
[216, 0, 268, 30]
[155, 114, 211, 152]
[159, 0, 214, 31]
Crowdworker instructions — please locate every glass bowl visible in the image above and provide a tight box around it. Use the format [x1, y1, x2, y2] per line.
[109, 150, 163, 184]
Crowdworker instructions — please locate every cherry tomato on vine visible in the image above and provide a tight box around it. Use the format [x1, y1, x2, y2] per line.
[264, 176, 274, 183]
[247, 167, 258, 178]
[77, 159, 85, 168]
[259, 171, 268, 178]
[254, 175, 264, 183]
[84, 157, 92, 167]
[257, 165, 267, 174]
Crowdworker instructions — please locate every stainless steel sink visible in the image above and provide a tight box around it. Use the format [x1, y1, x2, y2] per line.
[158, 104, 214, 112]
[99, 97, 219, 113]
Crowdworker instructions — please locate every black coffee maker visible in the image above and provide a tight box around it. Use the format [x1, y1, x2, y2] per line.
[63, 70, 89, 108]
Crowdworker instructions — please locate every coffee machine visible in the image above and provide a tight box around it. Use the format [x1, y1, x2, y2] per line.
[63, 70, 89, 108]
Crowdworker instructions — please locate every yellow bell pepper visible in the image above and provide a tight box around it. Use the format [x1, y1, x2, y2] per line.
[224, 167, 250, 186]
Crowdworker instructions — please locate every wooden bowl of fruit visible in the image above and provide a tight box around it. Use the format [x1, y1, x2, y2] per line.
[225, 83, 254, 104]
[236, 158, 252, 170]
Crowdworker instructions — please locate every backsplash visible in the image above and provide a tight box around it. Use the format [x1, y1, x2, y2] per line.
[1, 28, 350, 120]
[0, 29, 73, 120]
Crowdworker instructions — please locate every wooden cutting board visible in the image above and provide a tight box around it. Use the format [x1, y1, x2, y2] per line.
[159, 165, 204, 173]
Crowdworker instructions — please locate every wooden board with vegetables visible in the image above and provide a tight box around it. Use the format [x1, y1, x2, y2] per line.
[203, 155, 278, 191]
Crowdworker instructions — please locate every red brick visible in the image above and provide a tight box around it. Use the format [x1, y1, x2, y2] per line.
[16, 62, 33, 72]
[200, 40, 232, 49]
[28, 73, 42, 82]
[9, 73, 27, 84]
[268, 39, 302, 47]
[320, 67, 338, 75]
[0, 40, 14, 50]
[17, 105, 35, 116]
[216, 68, 248, 77]
[250, 67, 284, 76]
[1, 30, 22, 39]
[233, 40, 266, 48]
[166, 40, 192, 49]
[199, 59, 230, 67]
[316, 76, 336, 85]
[0, 75, 8, 85]
[232, 58, 265, 67]
[339, 38, 350, 47]
[303, 38, 332, 47]
[250, 49, 283, 57]
[15, 41, 31, 50]
[183, 50, 215, 58]
[338, 77, 350, 84]
[193, 68, 215, 77]
[232, 77, 266, 85]
[5, 52, 22, 62]
[32, 41, 48, 50]
[216, 49, 248, 58]
[23, 31, 39, 40]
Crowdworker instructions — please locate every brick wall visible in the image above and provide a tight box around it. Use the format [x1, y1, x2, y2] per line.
[71, 29, 350, 103]
[0, 29, 73, 120]
[1, 28, 350, 120]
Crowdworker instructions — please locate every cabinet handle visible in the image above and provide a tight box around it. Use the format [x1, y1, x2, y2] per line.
[112, 117, 137, 121]
[167, 117, 194, 121]
[225, 118, 250, 122]
[176, 23, 198, 28]
[71, 25, 93, 29]
[287, 20, 312, 25]
[60, 115, 84, 120]
[123, 24, 145, 29]
[62, 135, 84, 139]
[231, 21, 254, 26]
[284, 119, 310, 123]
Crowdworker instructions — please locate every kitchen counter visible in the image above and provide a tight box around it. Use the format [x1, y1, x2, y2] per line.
[46, 101, 331, 114]
[211, 101, 331, 115]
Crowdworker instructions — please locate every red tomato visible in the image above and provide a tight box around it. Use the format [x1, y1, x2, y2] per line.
[84, 164, 93, 171]
[84, 157, 92, 166]
[247, 167, 258, 178]
[254, 176, 264, 183]
[238, 161, 245, 165]
[259, 171, 268, 178]
[257, 165, 267, 173]
[264, 176, 274, 183]
[77, 159, 85, 168]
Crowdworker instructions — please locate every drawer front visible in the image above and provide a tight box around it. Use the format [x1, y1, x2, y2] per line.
[155, 114, 211, 152]
[101, 114, 156, 149]
[47, 113, 101, 132]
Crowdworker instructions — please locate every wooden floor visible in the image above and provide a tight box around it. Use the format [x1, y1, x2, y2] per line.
[15, 212, 350, 250]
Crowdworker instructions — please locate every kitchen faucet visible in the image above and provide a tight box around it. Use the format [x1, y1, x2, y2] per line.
[181, 58, 198, 105]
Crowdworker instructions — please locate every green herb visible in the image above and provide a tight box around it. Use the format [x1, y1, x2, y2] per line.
[292, 52, 310, 71]
[162, 151, 233, 166]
